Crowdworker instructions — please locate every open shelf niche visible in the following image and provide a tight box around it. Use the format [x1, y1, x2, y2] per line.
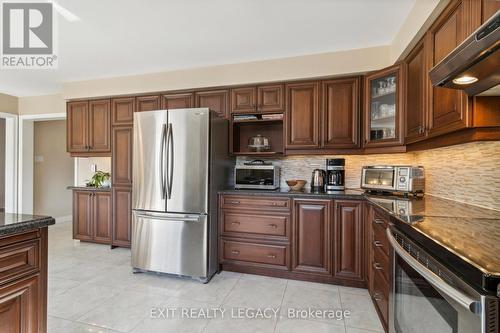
[231, 113, 284, 156]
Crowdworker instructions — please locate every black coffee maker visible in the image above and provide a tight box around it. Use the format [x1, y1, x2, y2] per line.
[326, 158, 345, 191]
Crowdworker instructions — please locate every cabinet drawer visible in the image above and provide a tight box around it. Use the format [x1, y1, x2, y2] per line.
[372, 220, 389, 257]
[221, 196, 290, 211]
[372, 245, 389, 282]
[222, 212, 288, 238]
[371, 269, 389, 326]
[0, 239, 39, 285]
[221, 240, 287, 267]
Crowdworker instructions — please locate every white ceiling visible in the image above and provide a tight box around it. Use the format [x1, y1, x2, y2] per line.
[1, 0, 415, 97]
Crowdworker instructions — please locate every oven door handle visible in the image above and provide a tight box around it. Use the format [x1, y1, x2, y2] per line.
[386, 228, 480, 314]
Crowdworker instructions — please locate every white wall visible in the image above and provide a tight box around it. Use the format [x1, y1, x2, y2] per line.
[75, 157, 111, 186]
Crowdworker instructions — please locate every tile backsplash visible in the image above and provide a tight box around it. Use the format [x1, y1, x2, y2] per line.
[237, 141, 500, 211]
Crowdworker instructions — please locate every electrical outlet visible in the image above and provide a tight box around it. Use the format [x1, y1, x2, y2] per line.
[91, 164, 97, 172]
[34, 155, 44, 163]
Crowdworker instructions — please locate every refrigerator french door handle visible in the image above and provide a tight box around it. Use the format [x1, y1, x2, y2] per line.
[159, 124, 167, 199]
[167, 123, 174, 199]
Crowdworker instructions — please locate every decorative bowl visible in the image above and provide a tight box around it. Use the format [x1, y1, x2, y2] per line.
[286, 179, 306, 191]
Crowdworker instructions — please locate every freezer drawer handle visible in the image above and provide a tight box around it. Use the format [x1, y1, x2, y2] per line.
[386, 228, 480, 314]
[134, 212, 200, 222]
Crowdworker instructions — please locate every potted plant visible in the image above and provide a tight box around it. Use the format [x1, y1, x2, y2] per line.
[86, 171, 111, 188]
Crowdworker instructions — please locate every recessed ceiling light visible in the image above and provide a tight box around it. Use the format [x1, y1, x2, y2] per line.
[452, 76, 478, 85]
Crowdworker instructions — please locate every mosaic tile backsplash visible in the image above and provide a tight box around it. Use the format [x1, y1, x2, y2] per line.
[236, 141, 500, 211]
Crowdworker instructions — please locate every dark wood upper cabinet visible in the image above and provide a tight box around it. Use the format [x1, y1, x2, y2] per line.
[195, 89, 229, 119]
[257, 84, 284, 112]
[112, 187, 132, 248]
[231, 87, 257, 114]
[482, 0, 500, 22]
[231, 84, 284, 115]
[88, 99, 111, 152]
[73, 191, 93, 241]
[111, 97, 134, 126]
[333, 200, 364, 282]
[93, 191, 112, 243]
[292, 199, 332, 276]
[285, 81, 320, 149]
[364, 64, 405, 148]
[67, 101, 89, 153]
[162, 92, 194, 110]
[321, 77, 360, 149]
[405, 38, 428, 144]
[112, 126, 133, 186]
[136, 95, 161, 112]
[426, 0, 481, 137]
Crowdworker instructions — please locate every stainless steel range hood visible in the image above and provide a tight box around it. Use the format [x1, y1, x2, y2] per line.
[429, 10, 499, 96]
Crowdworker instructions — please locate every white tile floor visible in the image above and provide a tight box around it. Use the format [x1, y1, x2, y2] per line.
[48, 222, 384, 333]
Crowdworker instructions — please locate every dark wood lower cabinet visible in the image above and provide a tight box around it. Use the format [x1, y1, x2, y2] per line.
[292, 199, 332, 276]
[93, 192, 112, 243]
[72, 190, 112, 244]
[112, 187, 132, 248]
[368, 204, 391, 332]
[219, 194, 372, 288]
[0, 228, 48, 333]
[333, 200, 364, 284]
[73, 190, 93, 241]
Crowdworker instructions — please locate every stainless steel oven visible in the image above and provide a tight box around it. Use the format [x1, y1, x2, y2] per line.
[387, 227, 499, 333]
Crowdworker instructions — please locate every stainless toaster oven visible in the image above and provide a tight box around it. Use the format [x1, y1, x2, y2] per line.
[361, 166, 424, 195]
[234, 165, 280, 190]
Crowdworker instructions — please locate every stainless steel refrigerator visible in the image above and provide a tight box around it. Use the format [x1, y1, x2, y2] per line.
[131, 108, 233, 282]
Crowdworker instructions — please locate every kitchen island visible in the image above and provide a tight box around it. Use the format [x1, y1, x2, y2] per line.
[0, 213, 55, 333]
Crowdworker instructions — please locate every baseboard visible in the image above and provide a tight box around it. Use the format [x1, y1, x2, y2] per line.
[55, 215, 72, 223]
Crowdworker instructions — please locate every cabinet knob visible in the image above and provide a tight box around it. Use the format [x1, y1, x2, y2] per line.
[231, 250, 240, 255]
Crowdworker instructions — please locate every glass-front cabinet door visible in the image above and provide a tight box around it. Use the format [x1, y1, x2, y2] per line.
[364, 64, 404, 148]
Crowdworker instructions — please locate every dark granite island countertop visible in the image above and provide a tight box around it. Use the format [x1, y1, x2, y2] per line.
[0, 213, 55, 236]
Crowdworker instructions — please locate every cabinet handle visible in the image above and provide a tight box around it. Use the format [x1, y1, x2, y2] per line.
[373, 262, 383, 270]
[227, 200, 240, 205]
[231, 221, 240, 225]
[270, 202, 279, 206]
[373, 218, 384, 225]
[267, 254, 276, 259]
[373, 240, 383, 247]
[231, 250, 240, 255]
[267, 224, 278, 229]
[373, 293, 382, 302]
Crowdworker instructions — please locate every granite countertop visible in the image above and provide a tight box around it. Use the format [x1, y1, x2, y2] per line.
[220, 187, 500, 293]
[67, 186, 112, 191]
[0, 213, 55, 236]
